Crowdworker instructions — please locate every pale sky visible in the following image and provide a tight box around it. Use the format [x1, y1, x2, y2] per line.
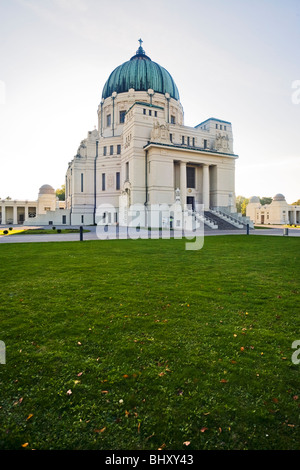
[0, 0, 299, 203]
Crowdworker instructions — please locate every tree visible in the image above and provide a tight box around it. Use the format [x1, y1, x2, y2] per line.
[236, 196, 249, 216]
[56, 185, 65, 201]
[260, 197, 272, 206]
[292, 199, 300, 205]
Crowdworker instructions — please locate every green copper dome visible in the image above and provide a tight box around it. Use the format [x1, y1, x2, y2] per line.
[102, 41, 180, 101]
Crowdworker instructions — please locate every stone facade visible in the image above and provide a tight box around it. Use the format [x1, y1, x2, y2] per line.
[247, 194, 300, 225]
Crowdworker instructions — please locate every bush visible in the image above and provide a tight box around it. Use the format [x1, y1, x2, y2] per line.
[9, 227, 13, 231]
[3, 230, 8, 235]
[52, 226, 56, 230]
[57, 229, 61, 234]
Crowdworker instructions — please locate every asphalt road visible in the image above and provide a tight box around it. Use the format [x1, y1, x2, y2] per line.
[0, 225, 299, 244]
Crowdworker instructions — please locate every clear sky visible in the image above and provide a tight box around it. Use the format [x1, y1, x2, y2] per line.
[0, 0, 299, 203]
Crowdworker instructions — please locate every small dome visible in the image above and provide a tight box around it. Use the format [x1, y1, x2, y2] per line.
[249, 196, 260, 204]
[102, 41, 180, 101]
[273, 193, 285, 202]
[39, 184, 55, 195]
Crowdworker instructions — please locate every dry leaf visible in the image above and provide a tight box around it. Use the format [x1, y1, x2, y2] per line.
[26, 414, 33, 421]
[183, 441, 190, 446]
[201, 427, 208, 433]
[22, 443, 29, 448]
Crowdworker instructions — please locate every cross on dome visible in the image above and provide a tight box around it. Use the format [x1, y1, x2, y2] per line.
[136, 38, 146, 56]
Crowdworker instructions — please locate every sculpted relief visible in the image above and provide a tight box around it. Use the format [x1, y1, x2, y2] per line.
[151, 121, 170, 143]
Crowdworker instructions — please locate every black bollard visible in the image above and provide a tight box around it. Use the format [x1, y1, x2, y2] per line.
[80, 226, 83, 241]
[246, 223, 249, 235]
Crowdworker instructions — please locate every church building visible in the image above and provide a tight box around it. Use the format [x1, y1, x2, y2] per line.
[4, 41, 246, 230]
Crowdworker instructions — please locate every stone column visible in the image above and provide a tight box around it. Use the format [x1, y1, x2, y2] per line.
[13, 206, 18, 225]
[203, 164, 210, 210]
[180, 161, 186, 208]
[1, 205, 5, 224]
[25, 205, 29, 222]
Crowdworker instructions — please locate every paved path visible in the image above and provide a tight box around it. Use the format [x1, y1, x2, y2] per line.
[0, 225, 299, 244]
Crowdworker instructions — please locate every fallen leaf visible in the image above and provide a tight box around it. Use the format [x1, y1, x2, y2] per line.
[158, 443, 166, 450]
[183, 441, 190, 446]
[220, 379, 228, 384]
[66, 389, 72, 396]
[201, 427, 208, 433]
[22, 443, 29, 448]
[26, 414, 33, 421]
[101, 390, 108, 394]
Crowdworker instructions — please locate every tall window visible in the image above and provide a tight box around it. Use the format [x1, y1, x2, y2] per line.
[81, 173, 84, 192]
[187, 136, 190, 146]
[170, 133, 173, 143]
[110, 145, 114, 155]
[103, 146, 107, 156]
[126, 162, 129, 181]
[182, 136, 185, 145]
[116, 172, 120, 190]
[171, 115, 175, 124]
[204, 139, 207, 149]
[187, 167, 195, 188]
[107, 114, 111, 127]
[102, 173, 106, 191]
[192, 137, 195, 147]
[120, 110, 126, 124]
[117, 144, 121, 155]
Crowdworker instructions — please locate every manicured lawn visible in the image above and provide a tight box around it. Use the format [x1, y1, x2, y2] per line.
[0, 236, 299, 450]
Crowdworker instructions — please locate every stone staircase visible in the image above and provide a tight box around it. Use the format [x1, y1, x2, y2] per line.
[204, 211, 242, 230]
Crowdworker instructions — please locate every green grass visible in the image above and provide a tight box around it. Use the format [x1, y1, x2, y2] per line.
[0, 236, 299, 450]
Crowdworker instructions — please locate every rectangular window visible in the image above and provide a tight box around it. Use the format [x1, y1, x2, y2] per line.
[102, 173, 106, 191]
[117, 144, 121, 155]
[186, 167, 196, 188]
[143, 109, 146, 115]
[192, 137, 195, 147]
[120, 110, 126, 123]
[187, 136, 190, 146]
[171, 115, 175, 124]
[220, 125, 223, 130]
[107, 114, 111, 127]
[81, 215, 84, 224]
[154, 111, 157, 117]
[216, 124, 218, 129]
[62, 215, 66, 224]
[170, 133, 173, 143]
[126, 162, 129, 181]
[114, 212, 118, 223]
[224, 125, 227, 131]
[81, 173, 84, 192]
[149, 110, 152, 116]
[182, 136, 185, 145]
[116, 172, 120, 190]
[110, 145, 114, 155]
[204, 139, 207, 149]
[103, 146, 107, 156]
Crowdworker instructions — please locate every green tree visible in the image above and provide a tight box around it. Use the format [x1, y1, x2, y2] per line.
[236, 196, 249, 215]
[56, 185, 65, 201]
[260, 197, 272, 206]
[292, 199, 300, 205]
